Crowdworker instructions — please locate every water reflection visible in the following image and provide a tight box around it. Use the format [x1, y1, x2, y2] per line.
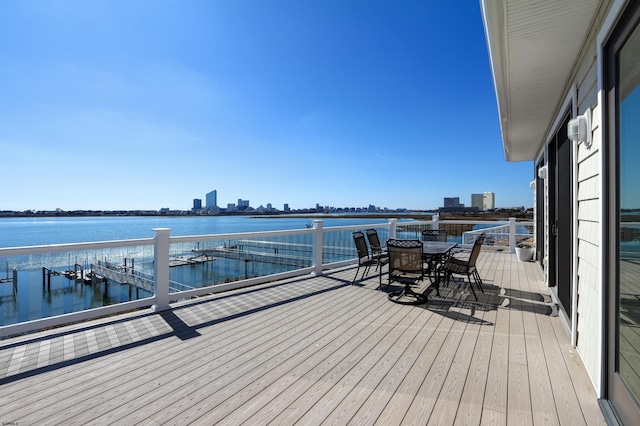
[618, 21, 640, 407]
[0, 269, 153, 326]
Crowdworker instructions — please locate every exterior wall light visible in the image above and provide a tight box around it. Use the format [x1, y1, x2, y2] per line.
[567, 108, 592, 148]
[537, 164, 548, 179]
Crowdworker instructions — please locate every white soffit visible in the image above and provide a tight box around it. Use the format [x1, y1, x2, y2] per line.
[481, 0, 602, 162]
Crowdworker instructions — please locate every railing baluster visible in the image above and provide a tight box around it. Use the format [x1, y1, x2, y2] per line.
[509, 218, 517, 253]
[312, 220, 324, 276]
[389, 218, 397, 239]
[153, 228, 171, 311]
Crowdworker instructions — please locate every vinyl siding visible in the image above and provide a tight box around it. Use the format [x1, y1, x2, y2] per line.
[575, 49, 602, 394]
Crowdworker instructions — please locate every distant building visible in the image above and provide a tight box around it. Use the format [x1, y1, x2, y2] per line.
[237, 199, 250, 211]
[471, 194, 484, 210]
[193, 199, 202, 211]
[483, 192, 495, 210]
[284, 203, 290, 212]
[444, 197, 462, 208]
[227, 203, 237, 212]
[206, 190, 217, 210]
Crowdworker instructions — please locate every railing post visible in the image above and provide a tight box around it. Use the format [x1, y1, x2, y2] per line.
[153, 228, 171, 311]
[312, 220, 324, 276]
[432, 213, 440, 230]
[509, 218, 517, 253]
[388, 218, 397, 239]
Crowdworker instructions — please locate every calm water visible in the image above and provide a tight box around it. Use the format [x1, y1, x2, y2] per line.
[0, 215, 392, 248]
[0, 215, 393, 326]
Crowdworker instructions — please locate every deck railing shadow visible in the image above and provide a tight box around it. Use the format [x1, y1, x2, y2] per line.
[0, 270, 354, 385]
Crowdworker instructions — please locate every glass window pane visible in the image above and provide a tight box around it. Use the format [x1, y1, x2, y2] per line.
[618, 19, 640, 404]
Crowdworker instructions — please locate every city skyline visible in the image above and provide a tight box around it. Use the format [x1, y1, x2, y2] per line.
[3, 189, 518, 215]
[190, 189, 504, 213]
[0, 2, 534, 212]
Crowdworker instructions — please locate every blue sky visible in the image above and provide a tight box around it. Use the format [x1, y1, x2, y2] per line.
[0, 0, 533, 212]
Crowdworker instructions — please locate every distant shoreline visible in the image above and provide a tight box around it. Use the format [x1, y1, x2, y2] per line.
[0, 209, 533, 221]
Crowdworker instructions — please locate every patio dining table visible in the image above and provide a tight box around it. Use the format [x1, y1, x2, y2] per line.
[422, 241, 458, 295]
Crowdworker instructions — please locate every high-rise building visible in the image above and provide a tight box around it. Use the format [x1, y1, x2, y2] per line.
[206, 190, 217, 210]
[471, 194, 484, 210]
[237, 199, 250, 211]
[284, 203, 290, 212]
[483, 192, 495, 210]
[193, 199, 202, 211]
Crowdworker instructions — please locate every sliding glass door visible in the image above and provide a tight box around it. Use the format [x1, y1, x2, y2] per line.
[606, 2, 640, 422]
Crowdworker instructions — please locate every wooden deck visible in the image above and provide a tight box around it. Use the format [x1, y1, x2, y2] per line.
[0, 250, 606, 425]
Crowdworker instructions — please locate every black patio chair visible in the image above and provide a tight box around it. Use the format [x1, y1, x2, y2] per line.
[420, 229, 449, 274]
[365, 228, 388, 268]
[352, 231, 386, 287]
[450, 232, 486, 257]
[421, 229, 448, 242]
[442, 235, 484, 300]
[386, 239, 427, 304]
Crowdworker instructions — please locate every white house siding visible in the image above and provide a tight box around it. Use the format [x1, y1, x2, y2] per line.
[538, 24, 604, 392]
[575, 38, 602, 391]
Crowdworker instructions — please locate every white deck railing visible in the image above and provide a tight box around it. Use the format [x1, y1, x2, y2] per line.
[0, 217, 532, 338]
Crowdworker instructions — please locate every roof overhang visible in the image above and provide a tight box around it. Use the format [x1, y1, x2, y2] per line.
[480, 0, 603, 162]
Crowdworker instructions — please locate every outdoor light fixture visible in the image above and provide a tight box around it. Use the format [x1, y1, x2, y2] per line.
[537, 164, 548, 180]
[567, 108, 592, 148]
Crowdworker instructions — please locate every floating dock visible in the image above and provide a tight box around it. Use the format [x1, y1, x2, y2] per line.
[92, 261, 154, 293]
[168, 254, 216, 267]
[194, 240, 312, 269]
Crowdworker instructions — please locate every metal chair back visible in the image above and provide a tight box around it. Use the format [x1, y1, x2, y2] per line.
[387, 239, 424, 276]
[365, 229, 385, 256]
[353, 231, 371, 263]
[467, 236, 483, 268]
[421, 229, 447, 242]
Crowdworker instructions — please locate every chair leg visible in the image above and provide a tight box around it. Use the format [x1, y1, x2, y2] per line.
[361, 264, 370, 280]
[442, 270, 451, 286]
[386, 270, 394, 290]
[473, 270, 484, 292]
[353, 266, 361, 284]
[466, 273, 478, 300]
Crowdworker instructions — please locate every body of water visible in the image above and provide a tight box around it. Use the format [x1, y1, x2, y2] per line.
[0, 215, 393, 248]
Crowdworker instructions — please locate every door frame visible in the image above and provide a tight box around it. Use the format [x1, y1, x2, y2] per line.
[603, 0, 640, 423]
[546, 110, 574, 323]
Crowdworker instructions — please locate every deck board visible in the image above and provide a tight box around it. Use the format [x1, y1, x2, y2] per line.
[76, 285, 367, 424]
[454, 306, 495, 425]
[429, 314, 481, 425]
[0, 251, 607, 425]
[401, 317, 468, 424]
